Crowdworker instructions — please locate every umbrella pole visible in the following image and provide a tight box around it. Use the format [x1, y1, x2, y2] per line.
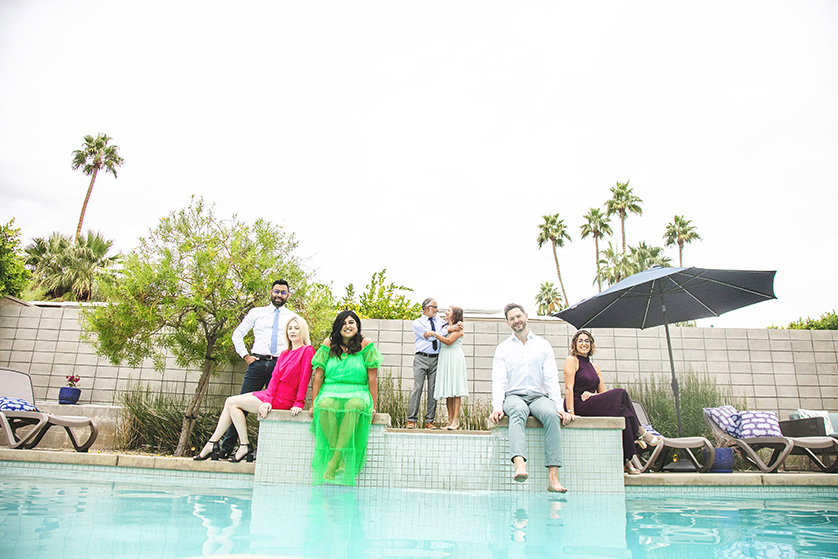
[661, 306, 684, 438]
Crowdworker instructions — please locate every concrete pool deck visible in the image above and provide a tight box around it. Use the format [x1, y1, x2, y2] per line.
[3, 447, 837, 490]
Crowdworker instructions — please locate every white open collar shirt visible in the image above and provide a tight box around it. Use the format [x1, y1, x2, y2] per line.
[232, 304, 298, 358]
[491, 330, 563, 413]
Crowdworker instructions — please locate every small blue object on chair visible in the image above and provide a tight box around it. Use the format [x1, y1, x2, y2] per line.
[0, 368, 98, 452]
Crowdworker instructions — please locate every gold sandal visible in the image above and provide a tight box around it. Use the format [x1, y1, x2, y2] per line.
[624, 460, 641, 475]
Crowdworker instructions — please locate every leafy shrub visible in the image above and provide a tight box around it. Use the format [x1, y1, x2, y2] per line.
[785, 310, 838, 330]
[340, 269, 421, 320]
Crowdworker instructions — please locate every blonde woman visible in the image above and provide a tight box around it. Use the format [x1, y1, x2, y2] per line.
[194, 317, 314, 463]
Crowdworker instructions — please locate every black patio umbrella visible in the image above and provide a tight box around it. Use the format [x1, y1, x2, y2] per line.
[554, 266, 777, 437]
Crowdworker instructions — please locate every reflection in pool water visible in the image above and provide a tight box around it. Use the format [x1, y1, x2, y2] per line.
[1, 475, 837, 559]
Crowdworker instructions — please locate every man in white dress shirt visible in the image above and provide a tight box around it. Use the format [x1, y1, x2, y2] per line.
[219, 279, 298, 458]
[489, 303, 574, 492]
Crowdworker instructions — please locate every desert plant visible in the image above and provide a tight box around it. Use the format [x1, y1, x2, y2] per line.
[377, 368, 492, 430]
[627, 370, 745, 440]
[118, 385, 258, 455]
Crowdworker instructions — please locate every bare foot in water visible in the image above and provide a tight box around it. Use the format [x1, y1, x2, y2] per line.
[512, 456, 528, 482]
[547, 480, 568, 493]
[324, 453, 342, 480]
[512, 456, 528, 483]
[547, 466, 568, 493]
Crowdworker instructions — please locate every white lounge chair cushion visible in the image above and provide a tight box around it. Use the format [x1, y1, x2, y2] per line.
[731, 410, 782, 438]
[703, 405, 738, 436]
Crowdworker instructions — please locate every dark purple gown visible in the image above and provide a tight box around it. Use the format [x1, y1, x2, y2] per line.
[572, 355, 641, 460]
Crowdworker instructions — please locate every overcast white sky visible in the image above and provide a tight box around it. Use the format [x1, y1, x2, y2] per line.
[1, 1, 836, 328]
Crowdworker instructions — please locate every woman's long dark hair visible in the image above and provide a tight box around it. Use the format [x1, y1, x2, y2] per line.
[329, 310, 363, 358]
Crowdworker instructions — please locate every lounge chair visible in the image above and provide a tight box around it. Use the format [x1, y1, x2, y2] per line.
[0, 367, 98, 452]
[631, 402, 715, 473]
[780, 409, 838, 439]
[702, 407, 838, 473]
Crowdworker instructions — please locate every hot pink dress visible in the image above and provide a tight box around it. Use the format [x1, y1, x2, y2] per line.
[253, 345, 315, 409]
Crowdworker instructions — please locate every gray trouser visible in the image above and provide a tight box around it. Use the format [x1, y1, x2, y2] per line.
[503, 392, 563, 467]
[408, 353, 437, 423]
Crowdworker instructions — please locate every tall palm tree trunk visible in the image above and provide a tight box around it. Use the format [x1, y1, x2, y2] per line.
[551, 244, 568, 306]
[76, 167, 99, 241]
[620, 212, 627, 254]
[678, 242, 683, 267]
[594, 236, 602, 293]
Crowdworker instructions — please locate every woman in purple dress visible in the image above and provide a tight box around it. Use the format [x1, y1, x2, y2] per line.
[562, 329, 661, 475]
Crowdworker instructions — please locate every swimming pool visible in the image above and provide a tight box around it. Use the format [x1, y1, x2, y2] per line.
[2, 474, 837, 559]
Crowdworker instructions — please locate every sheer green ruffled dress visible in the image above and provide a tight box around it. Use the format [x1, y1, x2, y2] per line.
[311, 342, 382, 486]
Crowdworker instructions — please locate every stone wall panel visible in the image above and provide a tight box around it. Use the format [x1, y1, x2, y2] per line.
[0, 306, 836, 420]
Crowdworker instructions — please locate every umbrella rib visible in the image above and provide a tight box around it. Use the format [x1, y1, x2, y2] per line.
[579, 291, 634, 328]
[676, 274, 776, 300]
[641, 281, 655, 329]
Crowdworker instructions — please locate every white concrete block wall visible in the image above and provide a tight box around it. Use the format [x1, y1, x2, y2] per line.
[1, 305, 836, 419]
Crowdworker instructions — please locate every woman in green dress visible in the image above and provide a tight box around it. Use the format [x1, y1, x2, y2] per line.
[310, 310, 382, 485]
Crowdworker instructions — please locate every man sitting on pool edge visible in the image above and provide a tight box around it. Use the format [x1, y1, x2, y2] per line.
[489, 303, 575, 493]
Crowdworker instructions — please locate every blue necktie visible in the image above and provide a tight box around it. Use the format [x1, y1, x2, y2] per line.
[429, 317, 437, 351]
[270, 308, 279, 355]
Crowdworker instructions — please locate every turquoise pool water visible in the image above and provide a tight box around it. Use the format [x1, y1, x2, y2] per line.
[2, 474, 837, 558]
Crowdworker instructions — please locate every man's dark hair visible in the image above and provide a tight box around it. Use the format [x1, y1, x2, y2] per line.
[503, 303, 525, 319]
[272, 279, 289, 290]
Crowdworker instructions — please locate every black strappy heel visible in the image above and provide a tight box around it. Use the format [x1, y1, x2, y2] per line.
[229, 443, 254, 463]
[193, 440, 220, 461]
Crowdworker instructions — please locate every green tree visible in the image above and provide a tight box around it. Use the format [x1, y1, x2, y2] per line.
[82, 197, 320, 456]
[605, 180, 643, 254]
[71, 133, 124, 240]
[595, 242, 670, 288]
[595, 242, 631, 287]
[785, 310, 838, 330]
[580, 207, 613, 293]
[24, 231, 119, 301]
[663, 215, 701, 267]
[628, 242, 672, 272]
[535, 282, 562, 316]
[536, 213, 571, 306]
[0, 219, 31, 298]
[340, 269, 421, 319]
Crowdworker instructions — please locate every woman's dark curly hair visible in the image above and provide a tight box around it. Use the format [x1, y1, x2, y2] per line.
[329, 310, 363, 358]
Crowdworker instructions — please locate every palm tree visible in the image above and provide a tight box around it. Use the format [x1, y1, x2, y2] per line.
[536, 213, 572, 305]
[627, 242, 672, 272]
[25, 232, 72, 299]
[580, 208, 613, 293]
[595, 242, 630, 288]
[535, 282, 563, 316]
[605, 180, 643, 254]
[71, 134, 124, 240]
[25, 231, 119, 301]
[664, 215, 701, 267]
